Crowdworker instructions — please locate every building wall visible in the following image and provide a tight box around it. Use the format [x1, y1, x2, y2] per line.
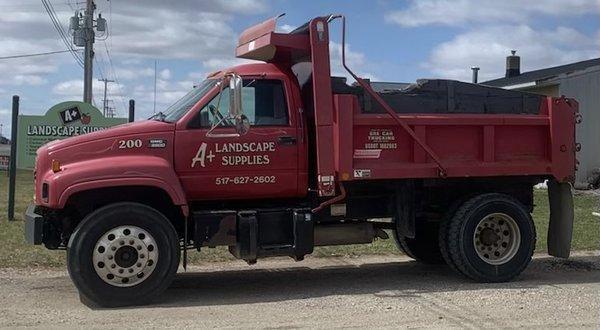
[556, 67, 600, 184]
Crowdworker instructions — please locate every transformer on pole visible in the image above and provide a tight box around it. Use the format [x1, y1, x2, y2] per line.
[70, 1, 107, 105]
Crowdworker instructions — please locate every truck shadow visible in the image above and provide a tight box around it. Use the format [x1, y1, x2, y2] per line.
[153, 255, 600, 308]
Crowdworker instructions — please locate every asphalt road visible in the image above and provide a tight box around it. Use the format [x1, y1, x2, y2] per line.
[0, 252, 599, 329]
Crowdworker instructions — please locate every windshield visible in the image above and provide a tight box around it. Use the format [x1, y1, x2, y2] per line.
[158, 79, 217, 122]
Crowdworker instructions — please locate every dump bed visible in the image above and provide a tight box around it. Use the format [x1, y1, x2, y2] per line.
[234, 14, 577, 189]
[332, 93, 577, 183]
[331, 77, 544, 115]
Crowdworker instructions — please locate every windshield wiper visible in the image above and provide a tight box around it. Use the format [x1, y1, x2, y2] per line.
[149, 111, 167, 121]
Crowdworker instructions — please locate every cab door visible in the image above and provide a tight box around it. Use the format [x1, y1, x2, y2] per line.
[174, 78, 300, 201]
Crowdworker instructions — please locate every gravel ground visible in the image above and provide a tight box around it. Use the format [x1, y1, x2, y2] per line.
[0, 252, 599, 329]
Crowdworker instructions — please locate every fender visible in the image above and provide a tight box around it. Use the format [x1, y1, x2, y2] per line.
[43, 156, 188, 216]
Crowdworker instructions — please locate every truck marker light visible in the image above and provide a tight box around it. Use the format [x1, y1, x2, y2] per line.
[51, 159, 61, 173]
[316, 21, 325, 41]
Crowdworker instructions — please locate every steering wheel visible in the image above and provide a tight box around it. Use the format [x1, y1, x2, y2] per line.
[208, 104, 232, 126]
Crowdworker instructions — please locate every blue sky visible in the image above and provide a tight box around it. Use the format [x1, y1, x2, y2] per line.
[0, 0, 599, 137]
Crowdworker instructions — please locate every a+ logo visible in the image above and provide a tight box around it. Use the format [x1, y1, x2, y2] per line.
[191, 143, 215, 168]
[206, 150, 215, 163]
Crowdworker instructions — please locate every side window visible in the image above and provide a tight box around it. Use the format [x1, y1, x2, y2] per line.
[198, 79, 289, 127]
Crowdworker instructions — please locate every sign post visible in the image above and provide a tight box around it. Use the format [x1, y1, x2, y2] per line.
[128, 99, 135, 123]
[8, 95, 19, 221]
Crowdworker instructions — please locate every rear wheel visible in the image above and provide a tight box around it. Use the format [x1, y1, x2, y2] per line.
[442, 193, 536, 282]
[67, 202, 180, 307]
[394, 219, 444, 264]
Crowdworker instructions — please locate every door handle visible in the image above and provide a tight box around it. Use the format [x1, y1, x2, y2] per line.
[277, 136, 297, 145]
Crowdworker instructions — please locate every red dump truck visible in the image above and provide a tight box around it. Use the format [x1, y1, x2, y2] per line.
[25, 15, 578, 307]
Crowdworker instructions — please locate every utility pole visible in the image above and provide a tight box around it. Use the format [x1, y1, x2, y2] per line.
[83, 0, 95, 104]
[71, 1, 106, 104]
[98, 78, 114, 116]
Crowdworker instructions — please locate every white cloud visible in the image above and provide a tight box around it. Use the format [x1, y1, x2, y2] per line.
[102, 0, 267, 60]
[202, 57, 259, 72]
[188, 71, 206, 80]
[0, 4, 76, 86]
[425, 25, 600, 81]
[113, 67, 154, 80]
[386, 0, 600, 27]
[52, 79, 125, 100]
[159, 69, 171, 80]
[277, 24, 296, 33]
[12, 75, 47, 86]
[329, 41, 378, 81]
[386, 0, 600, 81]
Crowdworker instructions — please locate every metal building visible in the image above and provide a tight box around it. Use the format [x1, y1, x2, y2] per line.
[484, 55, 600, 188]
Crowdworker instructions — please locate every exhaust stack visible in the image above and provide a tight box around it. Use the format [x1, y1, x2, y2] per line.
[505, 50, 520, 78]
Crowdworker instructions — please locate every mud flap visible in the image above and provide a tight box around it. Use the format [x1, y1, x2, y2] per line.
[547, 179, 574, 258]
[395, 181, 415, 239]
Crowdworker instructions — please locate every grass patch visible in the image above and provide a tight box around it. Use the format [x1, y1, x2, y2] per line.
[1, 170, 598, 268]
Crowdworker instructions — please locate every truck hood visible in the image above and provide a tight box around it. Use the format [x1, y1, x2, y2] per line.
[34, 119, 177, 208]
[44, 120, 174, 152]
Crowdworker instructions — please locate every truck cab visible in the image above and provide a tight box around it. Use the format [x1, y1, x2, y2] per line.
[173, 64, 308, 201]
[25, 15, 577, 307]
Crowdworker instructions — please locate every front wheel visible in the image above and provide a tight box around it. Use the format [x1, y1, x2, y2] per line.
[442, 193, 536, 282]
[67, 202, 180, 307]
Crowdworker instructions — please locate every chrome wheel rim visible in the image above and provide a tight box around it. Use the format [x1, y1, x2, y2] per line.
[93, 226, 158, 287]
[473, 213, 521, 265]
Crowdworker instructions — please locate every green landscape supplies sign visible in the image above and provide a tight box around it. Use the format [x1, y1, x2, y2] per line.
[17, 101, 127, 169]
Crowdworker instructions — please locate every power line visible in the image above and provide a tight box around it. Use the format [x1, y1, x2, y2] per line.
[102, 40, 127, 113]
[42, 0, 83, 67]
[0, 49, 81, 60]
[41, 0, 84, 68]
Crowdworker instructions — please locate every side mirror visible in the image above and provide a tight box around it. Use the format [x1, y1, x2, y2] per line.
[234, 114, 250, 136]
[206, 73, 248, 138]
[228, 74, 243, 118]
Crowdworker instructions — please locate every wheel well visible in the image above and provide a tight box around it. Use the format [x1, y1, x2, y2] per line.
[419, 176, 540, 221]
[63, 186, 185, 240]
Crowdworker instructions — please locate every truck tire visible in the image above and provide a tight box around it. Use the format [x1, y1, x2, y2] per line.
[67, 202, 180, 307]
[439, 198, 471, 274]
[444, 193, 536, 282]
[394, 220, 445, 264]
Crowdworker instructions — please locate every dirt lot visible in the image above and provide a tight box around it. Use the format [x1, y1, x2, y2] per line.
[0, 252, 599, 329]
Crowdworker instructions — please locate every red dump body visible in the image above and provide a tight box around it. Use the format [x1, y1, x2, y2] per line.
[236, 15, 577, 195]
[334, 95, 577, 183]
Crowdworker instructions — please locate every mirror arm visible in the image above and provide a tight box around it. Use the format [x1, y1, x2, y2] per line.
[206, 131, 240, 138]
